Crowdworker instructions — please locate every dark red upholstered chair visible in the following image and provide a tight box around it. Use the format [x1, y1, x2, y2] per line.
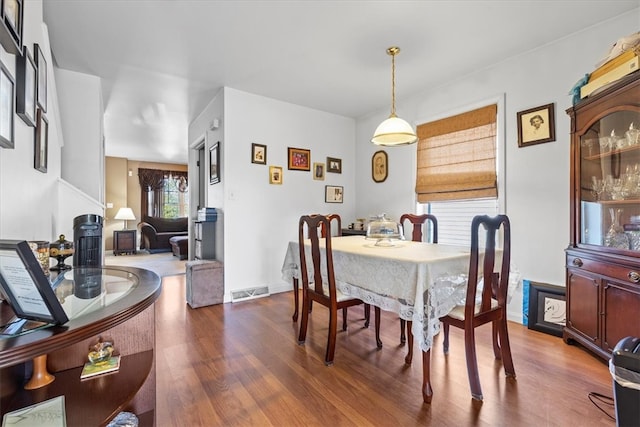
[297, 214, 382, 366]
[439, 214, 515, 401]
[399, 213, 438, 364]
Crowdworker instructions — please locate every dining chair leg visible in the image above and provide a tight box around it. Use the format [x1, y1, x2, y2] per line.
[292, 278, 299, 322]
[325, 306, 338, 366]
[442, 322, 450, 354]
[491, 321, 501, 359]
[498, 319, 516, 378]
[364, 304, 371, 328]
[405, 320, 413, 364]
[342, 307, 348, 331]
[297, 293, 309, 344]
[464, 327, 483, 401]
[374, 307, 382, 349]
[400, 319, 406, 344]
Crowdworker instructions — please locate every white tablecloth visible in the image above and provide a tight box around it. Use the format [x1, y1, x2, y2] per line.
[281, 236, 475, 352]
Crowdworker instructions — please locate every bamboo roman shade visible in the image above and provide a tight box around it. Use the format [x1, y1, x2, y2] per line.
[416, 104, 497, 202]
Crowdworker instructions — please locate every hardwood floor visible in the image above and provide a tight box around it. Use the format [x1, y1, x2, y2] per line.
[155, 275, 616, 426]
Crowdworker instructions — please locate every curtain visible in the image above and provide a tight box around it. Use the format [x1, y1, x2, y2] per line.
[415, 104, 497, 202]
[138, 168, 188, 217]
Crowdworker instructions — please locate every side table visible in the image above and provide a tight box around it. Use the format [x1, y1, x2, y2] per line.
[114, 229, 137, 255]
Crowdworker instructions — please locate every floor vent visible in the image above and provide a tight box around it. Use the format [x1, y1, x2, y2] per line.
[231, 286, 270, 303]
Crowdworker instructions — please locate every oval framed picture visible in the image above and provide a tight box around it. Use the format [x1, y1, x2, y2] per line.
[372, 150, 388, 183]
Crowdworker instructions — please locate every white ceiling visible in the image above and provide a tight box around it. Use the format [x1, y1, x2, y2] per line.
[43, 1, 639, 164]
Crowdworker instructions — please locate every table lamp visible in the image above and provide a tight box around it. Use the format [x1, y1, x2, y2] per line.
[114, 207, 136, 230]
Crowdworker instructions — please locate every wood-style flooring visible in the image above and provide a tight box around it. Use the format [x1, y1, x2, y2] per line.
[155, 275, 617, 426]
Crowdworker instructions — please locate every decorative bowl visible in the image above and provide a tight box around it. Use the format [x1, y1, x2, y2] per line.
[88, 341, 114, 365]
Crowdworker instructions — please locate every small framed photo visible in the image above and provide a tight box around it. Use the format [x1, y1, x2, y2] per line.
[527, 281, 566, 337]
[16, 45, 36, 127]
[0, 0, 23, 54]
[209, 141, 220, 184]
[372, 150, 388, 183]
[313, 162, 325, 180]
[325, 185, 343, 203]
[517, 103, 555, 147]
[269, 166, 283, 184]
[0, 60, 15, 149]
[326, 157, 342, 173]
[288, 147, 310, 171]
[34, 43, 47, 112]
[251, 143, 266, 164]
[34, 109, 48, 173]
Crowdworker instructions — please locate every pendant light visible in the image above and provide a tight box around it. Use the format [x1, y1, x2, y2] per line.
[371, 46, 417, 146]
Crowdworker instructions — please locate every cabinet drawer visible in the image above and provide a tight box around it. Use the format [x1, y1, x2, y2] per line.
[567, 254, 640, 285]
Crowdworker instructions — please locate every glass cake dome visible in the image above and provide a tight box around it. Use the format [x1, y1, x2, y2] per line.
[366, 214, 404, 246]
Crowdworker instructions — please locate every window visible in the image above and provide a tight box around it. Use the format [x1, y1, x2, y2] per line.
[138, 168, 188, 218]
[161, 177, 189, 218]
[416, 100, 504, 244]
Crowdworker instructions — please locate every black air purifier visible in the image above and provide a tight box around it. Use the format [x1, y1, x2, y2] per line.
[73, 214, 103, 267]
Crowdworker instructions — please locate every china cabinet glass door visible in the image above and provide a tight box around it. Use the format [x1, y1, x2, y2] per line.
[580, 110, 640, 252]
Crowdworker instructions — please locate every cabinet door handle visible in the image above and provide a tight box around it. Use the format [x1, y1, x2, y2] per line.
[572, 258, 583, 267]
[629, 271, 640, 283]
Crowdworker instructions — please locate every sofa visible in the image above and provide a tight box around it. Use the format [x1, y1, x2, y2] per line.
[138, 216, 188, 253]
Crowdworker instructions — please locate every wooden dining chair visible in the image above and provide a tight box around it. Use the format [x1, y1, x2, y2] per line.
[399, 213, 438, 364]
[297, 214, 382, 366]
[439, 214, 515, 401]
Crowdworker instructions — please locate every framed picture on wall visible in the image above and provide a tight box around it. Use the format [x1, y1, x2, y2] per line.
[34, 109, 48, 173]
[209, 141, 220, 184]
[34, 43, 47, 112]
[269, 166, 282, 184]
[313, 162, 325, 180]
[0, 0, 23, 55]
[251, 143, 266, 164]
[16, 45, 36, 127]
[517, 103, 555, 147]
[0, 60, 15, 149]
[325, 185, 343, 203]
[326, 157, 342, 173]
[287, 147, 310, 171]
[372, 150, 388, 183]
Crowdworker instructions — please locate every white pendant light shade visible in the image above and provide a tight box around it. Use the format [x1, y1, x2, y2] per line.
[371, 46, 417, 146]
[372, 115, 418, 146]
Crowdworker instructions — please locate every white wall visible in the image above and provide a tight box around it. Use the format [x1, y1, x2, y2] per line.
[56, 68, 104, 203]
[189, 87, 356, 301]
[355, 10, 639, 322]
[0, 1, 62, 241]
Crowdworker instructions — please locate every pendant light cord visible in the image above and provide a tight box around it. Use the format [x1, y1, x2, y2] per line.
[389, 47, 397, 117]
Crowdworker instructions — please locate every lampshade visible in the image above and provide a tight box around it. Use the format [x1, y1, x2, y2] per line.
[114, 207, 136, 230]
[371, 46, 418, 146]
[114, 207, 136, 221]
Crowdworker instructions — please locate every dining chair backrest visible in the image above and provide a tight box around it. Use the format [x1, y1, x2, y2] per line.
[466, 214, 510, 317]
[298, 214, 335, 300]
[321, 214, 342, 238]
[400, 214, 438, 243]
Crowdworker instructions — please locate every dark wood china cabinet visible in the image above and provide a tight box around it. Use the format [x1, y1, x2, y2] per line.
[564, 72, 640, 360]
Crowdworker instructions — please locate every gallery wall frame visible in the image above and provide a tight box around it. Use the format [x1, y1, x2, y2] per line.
[288, 147, 310, 171]
[251, 143, 266, 164]
[527, 281, 566, 337]
[16, 45, 36, 127]
[34, 109, 47, 173]
[0, 59, 15, 149]
[325, 185, 343, 203]
[372, 150, 388, 183]
[269, 166, 282, 184]
[517, 103, 556, 147]
[34, 43, 46, 112]
[326, 157, 342, 173]
[209, 141, 220, 184]
[313, 162, 325, 180]
[0, 0, 23, 55]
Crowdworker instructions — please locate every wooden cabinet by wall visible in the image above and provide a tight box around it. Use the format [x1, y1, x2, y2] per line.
[564, 73, 640, 360]
[194, 221, 215, 260]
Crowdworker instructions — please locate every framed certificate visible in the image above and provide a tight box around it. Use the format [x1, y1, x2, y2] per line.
[0, 240, 68, 325]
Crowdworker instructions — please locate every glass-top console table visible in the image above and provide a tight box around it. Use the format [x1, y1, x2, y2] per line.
[0, 266, 161, 426]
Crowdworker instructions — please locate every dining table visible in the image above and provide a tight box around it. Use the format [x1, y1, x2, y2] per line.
[281, 235, 482, 403]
